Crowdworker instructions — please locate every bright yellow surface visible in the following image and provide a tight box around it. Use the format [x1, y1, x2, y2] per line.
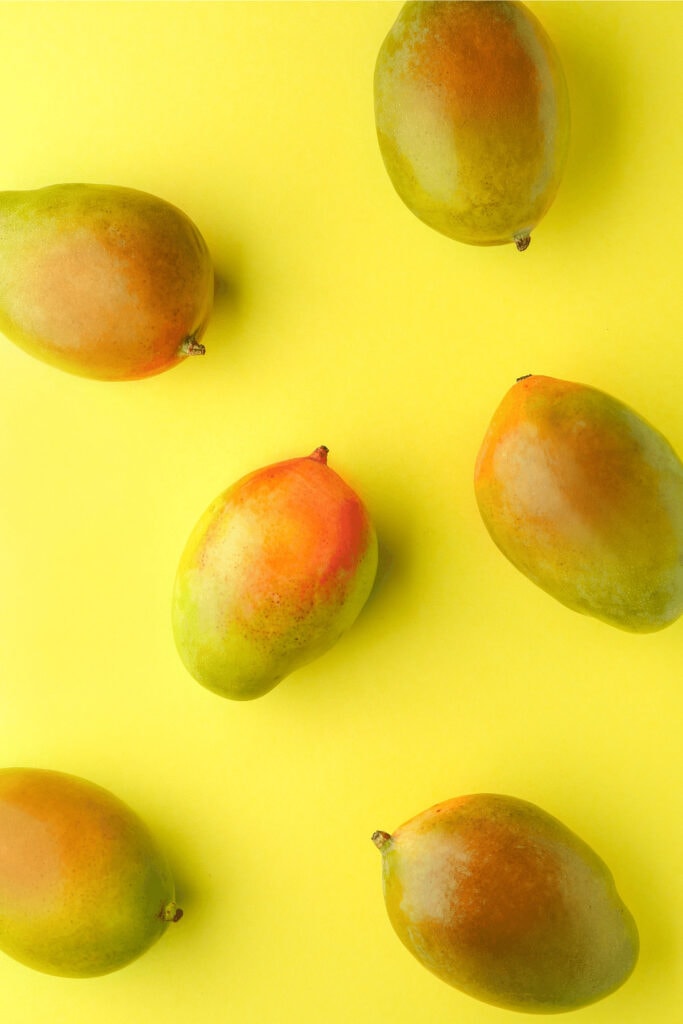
[0, 2, 681, 1020]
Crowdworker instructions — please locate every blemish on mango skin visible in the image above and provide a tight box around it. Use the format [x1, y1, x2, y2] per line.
[474, 375, 683, 631]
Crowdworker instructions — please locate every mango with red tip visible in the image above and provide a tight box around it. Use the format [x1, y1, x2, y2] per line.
[474, 374, 683, 631]
[372, 793, 639, 1012]
[0, 768, 182, 977]
[374, 1, 570, 250]
[0, 183, 213, 380]
[172, 446, 378, 700]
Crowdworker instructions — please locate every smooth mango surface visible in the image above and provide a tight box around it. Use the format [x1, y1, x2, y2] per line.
[373, 794, 639, 1013]
[474, 375, 683, 631]
[0, 183, 214, 380]
[172, 446, 378, 700]
[0, 768, 181, 977]
[374, 1, 570, 249]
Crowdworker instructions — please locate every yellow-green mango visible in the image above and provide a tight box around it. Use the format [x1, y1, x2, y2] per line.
[0, 768, 182, 977]
[0, 183, 213, 379]
[172, 446, 378, 700]
[373, 794, 639, 1013]
[474, 374, 683, 631]
[374, 1, 570, 250]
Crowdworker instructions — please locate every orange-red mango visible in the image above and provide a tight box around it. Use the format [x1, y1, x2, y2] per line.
[172, 447, 378, 700]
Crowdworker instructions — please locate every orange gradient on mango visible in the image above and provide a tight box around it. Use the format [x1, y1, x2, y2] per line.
[373, 794, 639, 1012]
[0, 183, 213, 380]
[474, 375, 683, 631]
[172, 447, 378, 700]
[374, 1, 570, 248]
[0, 768, 180, 978]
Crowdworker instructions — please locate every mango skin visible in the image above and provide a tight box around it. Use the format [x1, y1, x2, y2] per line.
[474, 375, 683, 631]
[373, 794, 639, 1013]
[0, 768, 181, 977]
[0, 183, 214, 380]
[172, 447, 378, 700]
[374, 1, 570, 249]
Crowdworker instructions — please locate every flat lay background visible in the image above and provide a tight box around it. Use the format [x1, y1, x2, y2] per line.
[0, 2, 681, 1021]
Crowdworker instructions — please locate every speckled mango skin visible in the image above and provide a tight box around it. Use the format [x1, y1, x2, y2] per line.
[172, 447, 378, 700]
[474, 375, 683, 631]
[0, 768, 180, 977]
[373, 794, 639, 1013]
[374, 1, 570, 249]
[0, 183, 214, 380]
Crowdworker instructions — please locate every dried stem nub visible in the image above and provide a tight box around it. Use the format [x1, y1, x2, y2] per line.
[179, 334, 206, 356]
[371, 830, 392, 851]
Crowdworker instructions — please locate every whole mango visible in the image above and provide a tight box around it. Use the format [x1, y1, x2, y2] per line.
[474, 374, 683, 631]
[374, 1, 570, 250]
[373, 793, 639, 1012]
[172, 446, 378, 700]
[0, 183, 213, 380]
[0, 768, 182, 977]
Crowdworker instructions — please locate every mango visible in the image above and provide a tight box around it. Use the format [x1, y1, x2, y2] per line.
[374, 1, 570, 250]
[0, 768, 182, 977]
[372, 793, 639, 1013]
[0, 183, 213, 379]
[474, 374, 683, 631]
[172, 446, 378, 700]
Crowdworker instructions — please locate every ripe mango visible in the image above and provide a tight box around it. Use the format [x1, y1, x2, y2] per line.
[0, 183, 213, 380]
[172, 446, 378, 700]
[474, 374, 683, 631]
[374, 1, 570, 250]
[372, 794, 639, 1012]
[0, 768, 182, 977]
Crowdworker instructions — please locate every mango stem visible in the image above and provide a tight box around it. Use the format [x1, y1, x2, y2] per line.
[309, 446, 329, 464]
[179, 334, 206, 356]
[160, 900, 184, 923]
[371, 830, 392, 851]
[514, 232, 531, 252]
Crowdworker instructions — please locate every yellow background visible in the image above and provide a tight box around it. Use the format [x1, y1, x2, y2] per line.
[0, 2, 680, 1021]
